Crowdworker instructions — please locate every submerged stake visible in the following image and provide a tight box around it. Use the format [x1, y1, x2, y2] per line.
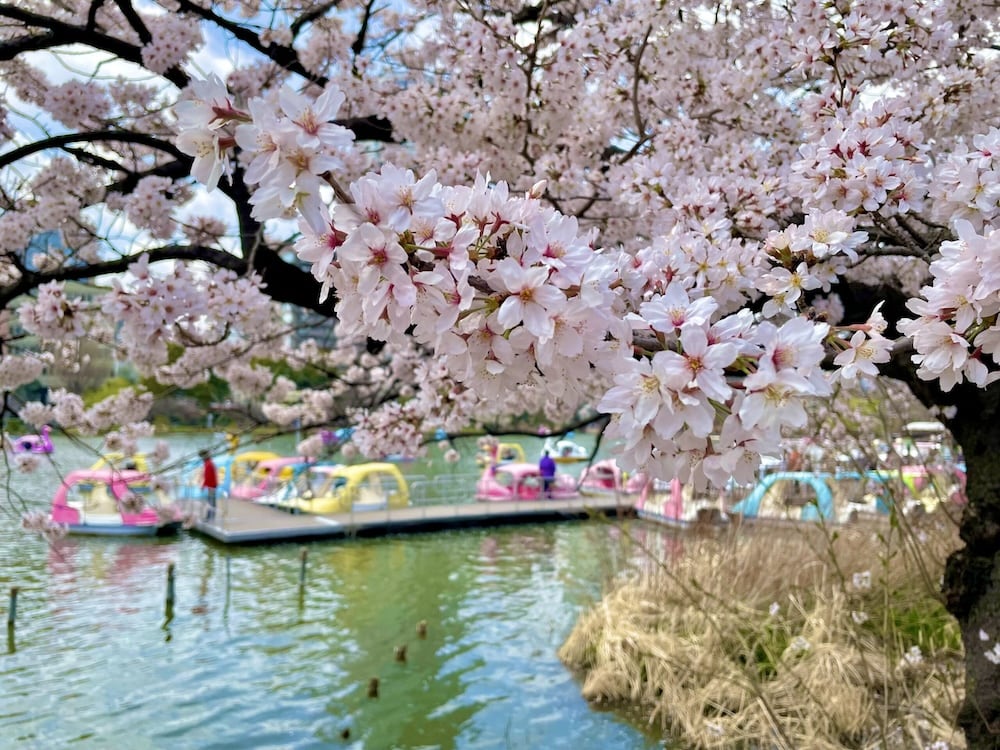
[7, 586, 19, 629]
[299, 547, 308, 588]
[165, 563, 176, 614]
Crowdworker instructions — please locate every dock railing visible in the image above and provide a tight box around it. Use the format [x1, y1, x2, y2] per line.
[406, 472, 482, 507]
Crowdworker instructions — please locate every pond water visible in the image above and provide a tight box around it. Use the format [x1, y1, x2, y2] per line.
[0, 434, 673, 749]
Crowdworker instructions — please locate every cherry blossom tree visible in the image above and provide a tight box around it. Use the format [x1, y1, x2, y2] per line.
[3, 0, 1000, 743]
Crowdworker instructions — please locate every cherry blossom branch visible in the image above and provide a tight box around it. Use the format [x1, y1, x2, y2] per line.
[617, 26, 653, 164]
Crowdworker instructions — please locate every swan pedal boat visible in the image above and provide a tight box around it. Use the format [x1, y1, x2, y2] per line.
[50, 469, 183, 537]
[90, 452, 150, 472]
[474, 442, 526, 467]
[11, 425, 54, 454]
[229, 456, 311, 501]
[726, 470, 960, 525]
[578, 459, 647, 496]
[541, 437, 589, 464]
[635, 478, 729, 528]
[475, 462, 580, 501]
[263, 462, 409, 514]
[174, 449, 282, 501]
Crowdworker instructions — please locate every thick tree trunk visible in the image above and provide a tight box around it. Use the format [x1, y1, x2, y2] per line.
[944, 389, 1000, 749]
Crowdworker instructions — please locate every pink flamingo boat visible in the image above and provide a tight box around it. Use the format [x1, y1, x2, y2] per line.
[475, 462, 580, 501]
[229, 456, 310, 501]
[578, 459, 647, 496]
[50, 469, 183, 536]
[11, 424, 54, 454]
[634, 477, 728, 528]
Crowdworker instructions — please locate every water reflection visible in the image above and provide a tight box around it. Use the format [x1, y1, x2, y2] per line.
[1, 435, 669, 749]
[47, 538, 177, 589]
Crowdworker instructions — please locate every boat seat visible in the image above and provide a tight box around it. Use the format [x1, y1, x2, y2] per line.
[354, 485, 387, 510]
[84, 484, 119, 514]
[520, 482, 541, 500]
[830, 478, 865, 512]
[759, 481, 791, 517]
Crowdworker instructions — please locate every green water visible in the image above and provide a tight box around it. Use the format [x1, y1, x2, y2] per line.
[0, 435, 669, 749]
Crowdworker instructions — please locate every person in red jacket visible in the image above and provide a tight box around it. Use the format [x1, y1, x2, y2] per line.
[200, 449, 218, 521]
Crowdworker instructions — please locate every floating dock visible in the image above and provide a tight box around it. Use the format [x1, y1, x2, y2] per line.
[192, 495, 636, 545]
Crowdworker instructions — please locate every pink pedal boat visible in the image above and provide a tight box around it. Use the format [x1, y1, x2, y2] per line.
[50, 469, 183, 537]
[578, 459, 647, 496]
[228, 456, 311, 501]
[11, 424, 54, 454]
[475, 462, 580, 501]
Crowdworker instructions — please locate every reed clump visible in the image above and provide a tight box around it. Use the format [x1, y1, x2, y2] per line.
[559, 518, 965, 749]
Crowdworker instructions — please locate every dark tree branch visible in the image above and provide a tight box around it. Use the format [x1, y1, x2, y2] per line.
[172, 0, 325, 86]
[336, 115, 395, 143]
[826, 277, 915, 332]
[0, 245, 241, 309]
[0, 6, 398, 146]
[105, 159, 194, 195]
[622, 26, 653, 164]
[248, 249, 338, 316]
[64, 145, 134, 175]
[508, 2, 576, 27]
[0, 131, 186, 171]
[112, 0, 152, 44]
[351, 0, 375, 56]
[0, 242, 337, 316]
[221, 162, 339, 316]
[291, 0, 343, 36]
[0, 29, 58, 58]
[858, 243, 935, 260]
[86, 0, 107, 32]
[0, 4, 189, 88]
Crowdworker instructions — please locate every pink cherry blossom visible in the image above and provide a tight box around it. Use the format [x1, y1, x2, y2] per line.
[493, 258, 567, 341]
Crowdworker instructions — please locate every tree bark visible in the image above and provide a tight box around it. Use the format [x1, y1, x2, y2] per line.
[944, 386, 1000, 749]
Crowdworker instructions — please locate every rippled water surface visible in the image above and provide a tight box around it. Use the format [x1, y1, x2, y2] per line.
[1, 435, 670, 749]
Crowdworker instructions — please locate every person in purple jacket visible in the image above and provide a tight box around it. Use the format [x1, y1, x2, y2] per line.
[539, 450, 557, 498]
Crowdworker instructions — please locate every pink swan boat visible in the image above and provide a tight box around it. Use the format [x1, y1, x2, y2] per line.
[578, 459, 647, 496]
[229, 456, 311, 501]
[635, 478, 729, 528]
[12, 424, 54, 454]
[50, 469, 183, 536]
[475, 462, 580, 501]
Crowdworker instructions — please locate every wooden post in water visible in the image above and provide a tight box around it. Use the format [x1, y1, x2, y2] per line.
[298, 547, 308, 592]
[165, 563, 175, 618]
[7, 586, 18, 629]
[224, 554, 232, 618]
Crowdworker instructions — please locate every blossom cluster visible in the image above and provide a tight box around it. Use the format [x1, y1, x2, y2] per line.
[0, 353, 50, 391]
[19, 251, 291, 388]
[21, 511, 67, 542]
[17, 389, 154, 445]
[930, 128, 1000, 230]
[791, 94, 927, 217]
[756, 209, 869, 320]
[175, 78, 882, 486]
[898, 221, 1000, 391]
[140, 13, 202, 75]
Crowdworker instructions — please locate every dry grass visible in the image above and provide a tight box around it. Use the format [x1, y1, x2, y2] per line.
[560, 516, 966, 749]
